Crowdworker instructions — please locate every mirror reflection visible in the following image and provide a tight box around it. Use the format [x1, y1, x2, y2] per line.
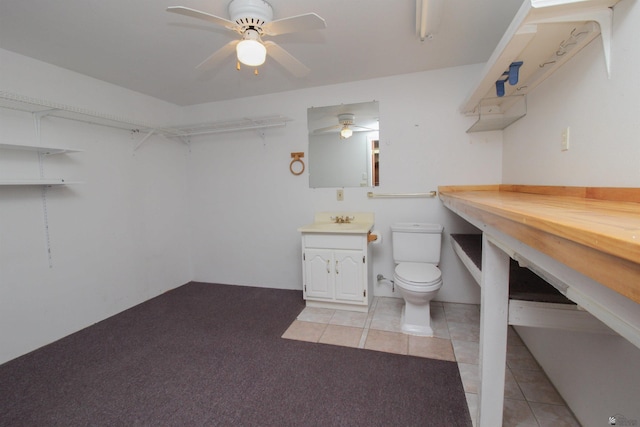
[307, 101, 380, 188]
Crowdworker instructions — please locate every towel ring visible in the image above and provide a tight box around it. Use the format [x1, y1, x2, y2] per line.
[290, 152, 305, 176]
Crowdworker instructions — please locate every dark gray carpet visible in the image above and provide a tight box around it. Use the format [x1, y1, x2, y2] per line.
[0, 282, 472, 426]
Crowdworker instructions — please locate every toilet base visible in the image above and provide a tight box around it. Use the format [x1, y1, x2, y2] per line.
[401, 304, 434, 337]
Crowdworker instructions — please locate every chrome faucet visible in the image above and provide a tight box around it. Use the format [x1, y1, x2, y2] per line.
[331, 215, 355, 224]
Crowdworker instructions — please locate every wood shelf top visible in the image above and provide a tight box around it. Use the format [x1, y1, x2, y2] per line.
[438, 185, 640, 304]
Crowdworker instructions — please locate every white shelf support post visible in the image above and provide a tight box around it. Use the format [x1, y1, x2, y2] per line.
[478, 233, 510, 426]
[32, 109, 57, 268]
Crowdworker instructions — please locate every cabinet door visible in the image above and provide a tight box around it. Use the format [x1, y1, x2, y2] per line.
[304, 249, 334, 300]
[334, 249, 364, 303]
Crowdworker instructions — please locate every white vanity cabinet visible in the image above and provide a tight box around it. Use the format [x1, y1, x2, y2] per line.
[301, 231, 373, 312]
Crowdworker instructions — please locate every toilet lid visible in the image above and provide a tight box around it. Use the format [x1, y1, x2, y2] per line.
[395, 262, 441, 284]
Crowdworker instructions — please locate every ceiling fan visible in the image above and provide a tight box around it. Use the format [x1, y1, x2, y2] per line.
[313, 114, 377, 139]
[167, 0, 326, 76]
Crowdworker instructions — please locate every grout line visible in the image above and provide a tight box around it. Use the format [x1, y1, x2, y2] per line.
[358, 328, 369, 349]
[364, 298, 378, 329]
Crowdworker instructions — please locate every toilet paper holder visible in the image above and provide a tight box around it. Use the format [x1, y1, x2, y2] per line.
[368, 230, 382, 244]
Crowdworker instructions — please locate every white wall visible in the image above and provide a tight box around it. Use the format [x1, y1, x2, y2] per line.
[0, 50, 500, 364]
[502, 1, 640, 425]
[182, 64, 501, 303]
[0, 49, 193, 364]
[503, 2, 640, 186]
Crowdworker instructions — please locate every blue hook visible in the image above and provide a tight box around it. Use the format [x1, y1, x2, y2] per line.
[495, 77, 507, 97]
[509, 61, 523, 85]
[495, 61, 524, 97]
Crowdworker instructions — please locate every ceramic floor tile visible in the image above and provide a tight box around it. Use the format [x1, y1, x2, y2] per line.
[511, 368, 565, 405]
[507, 326, 525, 347]
[408, 335, 456, 361]
[297, 307, 335, 324]
[443, 303, 481, 324]
[529, 402, 581, 427]
[357, 328, 369, 348]
[443, 302, 480, 312]
[319, 324, 363, 348]
[504, 367, 526, 401]
[373, 297, 404, 316]
[364, 329, 408, 355]
[507, 343, 541, 371]
[431, 304, 446, 321]
[364, 298, 379, 329]
[281, 320, 327, 342]
[329, 310, 368, 328]
[502, 398, 538, 426]
[458, 362, 479, 394]
[430, 305, 451, 339]
[431, 317, 451, 339]
[447, 320, 480, 342]
[369, 311, 403, 333]
[452, 339, 479, 365]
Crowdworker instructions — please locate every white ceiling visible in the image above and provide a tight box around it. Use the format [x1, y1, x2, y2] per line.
[0, 0, 523, 106]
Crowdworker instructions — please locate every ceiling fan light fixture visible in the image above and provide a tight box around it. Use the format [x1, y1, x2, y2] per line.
[340, 125, 353, 139]
[237, 38, 267, 66]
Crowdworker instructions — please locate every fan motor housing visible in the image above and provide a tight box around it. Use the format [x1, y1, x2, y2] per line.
[228, 0, 273, 32]
[338, 113, 355, 126]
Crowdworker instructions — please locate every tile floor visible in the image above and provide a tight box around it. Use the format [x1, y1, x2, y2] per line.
[282, 297, 581, 427]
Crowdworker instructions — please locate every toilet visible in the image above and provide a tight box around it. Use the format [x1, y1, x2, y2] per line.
[391, 222, 444, 336]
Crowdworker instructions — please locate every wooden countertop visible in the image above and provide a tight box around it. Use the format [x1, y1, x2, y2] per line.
[438, 185, 640, 304]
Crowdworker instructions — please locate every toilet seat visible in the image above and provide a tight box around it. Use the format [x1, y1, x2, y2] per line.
[394, 262, 442, 291]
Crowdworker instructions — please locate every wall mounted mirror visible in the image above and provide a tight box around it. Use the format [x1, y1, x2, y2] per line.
[307, 101, 380, 188]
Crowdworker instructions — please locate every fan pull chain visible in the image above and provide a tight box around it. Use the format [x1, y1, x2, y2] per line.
[235, 61, 259, 75]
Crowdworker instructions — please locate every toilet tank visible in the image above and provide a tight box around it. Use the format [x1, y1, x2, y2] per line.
[391, 223, 443, 264]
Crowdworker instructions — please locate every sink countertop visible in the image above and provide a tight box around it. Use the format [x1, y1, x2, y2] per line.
[298, 212, 375, 234]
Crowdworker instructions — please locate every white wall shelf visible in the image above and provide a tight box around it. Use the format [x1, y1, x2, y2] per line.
[0, 179, 72, 186]
[0, 143, 82, 156]
[0, 91, 292, 145]
[0, 91, 157, 132]
[462, 0, 620, 132]
[0, 143, 81, 186]
[0, 140, 83, 266]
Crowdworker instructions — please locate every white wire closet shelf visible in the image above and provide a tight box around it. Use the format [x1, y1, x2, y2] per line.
[0, 143, 82, 155]
[0, 91, 292, 139]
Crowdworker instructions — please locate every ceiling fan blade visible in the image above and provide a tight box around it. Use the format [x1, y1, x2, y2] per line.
[352, 125, 377, 132]
[264, 41, 310, 77]
[196, 40, 239, 70]
[312, 124, 341, 134]
[167, 6, 236, 31]
[262, 13, 326, 36]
